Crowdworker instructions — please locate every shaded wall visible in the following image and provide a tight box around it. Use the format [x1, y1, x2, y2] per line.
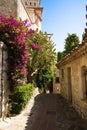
[58, 50, 87, 120]
[0, 42, 9, 118]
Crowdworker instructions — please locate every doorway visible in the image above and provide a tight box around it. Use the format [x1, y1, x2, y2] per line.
[82, 66, 87, 99]
[67, 67, 72, 103]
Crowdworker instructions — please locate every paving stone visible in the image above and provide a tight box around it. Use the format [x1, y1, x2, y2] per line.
[0, 92, 87, 130]
[24, 94, 87, 130]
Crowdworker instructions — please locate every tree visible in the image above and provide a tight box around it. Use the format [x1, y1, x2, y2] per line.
[27, 30, 56, 83]
[57, 51, 64, 62]
[57, 33, 80, 62]
[36, 67, 54, 93]
[64, 33, 79, 54]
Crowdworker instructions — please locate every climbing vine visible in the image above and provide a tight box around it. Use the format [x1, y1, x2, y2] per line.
[0, 14, 40, 90]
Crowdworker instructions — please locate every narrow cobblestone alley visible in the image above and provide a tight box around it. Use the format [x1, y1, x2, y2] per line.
[24, 94, 87, 130]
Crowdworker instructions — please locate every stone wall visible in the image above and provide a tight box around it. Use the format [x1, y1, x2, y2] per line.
[24, 0, 40, 8]
[0, 42, 9, 118]
[0, 0, 42, 30]
[58, 46, 87, 120]
[0, 0, 17, 17]
[17, 0, 30, 21]
[53, 68, 60, 93]
[0, 0, 30, 21]
[0, 43, 2, 117]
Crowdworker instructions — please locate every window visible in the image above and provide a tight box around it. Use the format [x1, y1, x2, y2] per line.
[34, 2, 36, 6]
[55, 77, 60, 83]
[25, 2, 28, 6]
[61, 69, 64, 78]
[82, 66, 87, 99]
[30, 2, 32, 6]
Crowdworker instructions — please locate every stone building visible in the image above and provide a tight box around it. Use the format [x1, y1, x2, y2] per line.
[53, 67, 60, 93]
[0, 0, 43, 119]
[0, 0, 43, 30]
[56, 27, 87, 120]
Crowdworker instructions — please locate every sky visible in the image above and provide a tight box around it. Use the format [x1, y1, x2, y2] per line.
[41, 0, 87, 52]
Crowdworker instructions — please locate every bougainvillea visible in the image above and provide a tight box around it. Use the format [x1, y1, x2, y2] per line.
[0, 14, 40, 90]
[31, 43, 40, 50]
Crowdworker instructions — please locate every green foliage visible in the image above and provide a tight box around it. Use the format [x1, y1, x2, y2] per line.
[57, 51, 64, 62]
[64, 33, 79, 54]
[36, 67, 54, 92]
[9, 83, 34, 114]
[27, 30, 56, 83]
[0, 14, 39, 90]
[57, 33, 80, 62]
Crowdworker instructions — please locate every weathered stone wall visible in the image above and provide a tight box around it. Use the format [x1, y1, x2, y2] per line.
[0, 42, 9, 118]
[17, 0, 30, 21]
[58, 51, 87, 120]
[24, 0, 40, 8]
[0, 0, 30, 21]
[53, 68, 60, 93]
[2, 44, 9, 116]
[0, 0, 42, 30]
[0, 43, 2, 117]
[0, 0, 17, 17]
[53, 83, 60, 93]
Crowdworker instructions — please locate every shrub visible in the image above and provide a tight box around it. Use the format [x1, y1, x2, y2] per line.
[36, 67, 54, 93]
[9, 83, 34, 114]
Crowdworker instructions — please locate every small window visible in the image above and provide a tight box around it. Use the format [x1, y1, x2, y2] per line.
[25, 2, 28, 6]
[55, 77, 60, 83]
[61, 69, 64, 78]
[82, 66, 87, 99]
[30, 2, 32, 6]
[34, 2, 36, 6]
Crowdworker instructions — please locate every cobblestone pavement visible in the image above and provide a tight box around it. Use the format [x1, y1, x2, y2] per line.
[0, 88, 40, 130]
[0, 92, 87, 130]
[56, 94, 87, 130]
[25, 93, 87, 130]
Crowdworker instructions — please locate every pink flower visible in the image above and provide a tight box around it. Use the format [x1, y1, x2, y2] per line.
[31, 43, 40, 50]
[28, 29, 35, 34]
[23, 19, 31, 27]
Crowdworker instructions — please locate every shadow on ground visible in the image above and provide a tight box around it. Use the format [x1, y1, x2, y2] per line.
[24, 93, 45, 130]
[24, 93, 87, 130]
[56, 94, 87, 130]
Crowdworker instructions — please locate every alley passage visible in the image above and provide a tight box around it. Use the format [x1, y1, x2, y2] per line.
[24, 94, 87, 130]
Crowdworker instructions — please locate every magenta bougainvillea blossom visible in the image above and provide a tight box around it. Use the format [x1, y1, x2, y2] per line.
[0, 14, 40, 88]
[0, 14, 28, 44]
[31, 43, 40, 50]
